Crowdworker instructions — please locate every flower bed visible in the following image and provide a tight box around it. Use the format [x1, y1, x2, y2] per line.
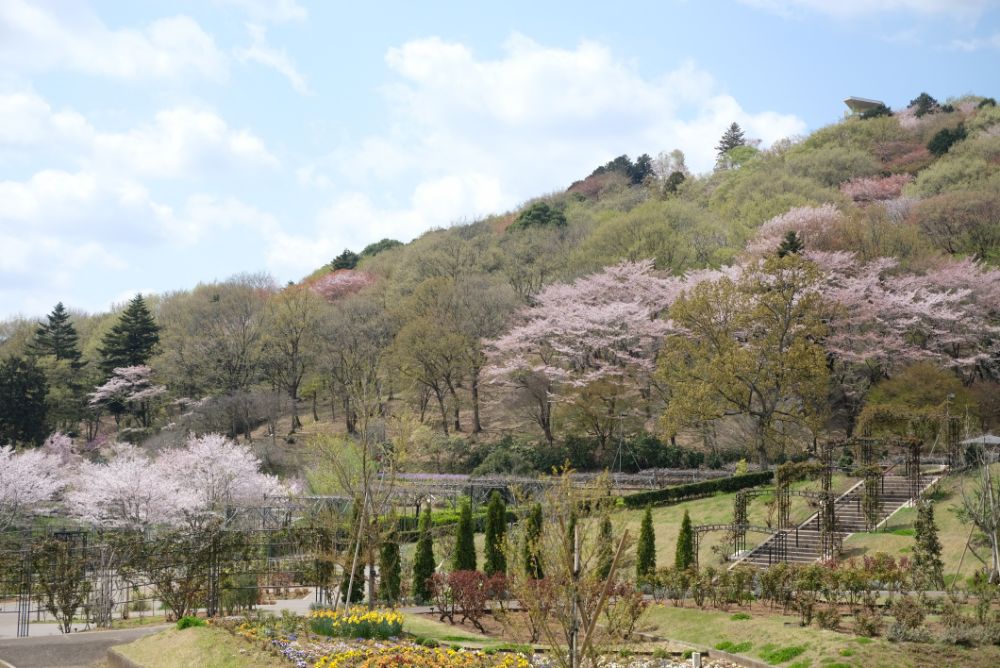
[309, 607, 404, 639]
[312, 644, 532, 668]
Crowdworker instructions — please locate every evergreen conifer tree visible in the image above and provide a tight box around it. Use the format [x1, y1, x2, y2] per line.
[777, 230, 805, 258]
[675, 509, 695, 570]
[913, 500, 945, 589]
[0, 356, 49, 446]
[31, 303, 82, 363]
[412, 505, 435, 603]
[484, 491, 507, 576]
[379, 521, 402, 604]
[596, 514, 614, 580]
[715, 122, 746, 160]
[636, 505, 656, 580]
[523, 503, 544, 579]
[331, 249, 360, 270]
[453, 497, 477, 571]
[98, 294, 160, 374]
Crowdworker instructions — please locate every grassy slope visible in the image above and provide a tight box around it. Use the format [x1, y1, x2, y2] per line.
[841, 471, 981, 584]
[645, 604, 1000, 668]
[113, 626, 280, 668]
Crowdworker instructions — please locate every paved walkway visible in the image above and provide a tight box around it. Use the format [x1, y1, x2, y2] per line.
[0, 625, 169, 668]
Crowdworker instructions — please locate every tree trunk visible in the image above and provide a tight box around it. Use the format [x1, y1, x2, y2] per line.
[471, 367, 483, 434]
[435, 389, 449, 436]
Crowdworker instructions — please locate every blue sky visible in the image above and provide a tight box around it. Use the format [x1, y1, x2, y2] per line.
[1, 0, 998, 318]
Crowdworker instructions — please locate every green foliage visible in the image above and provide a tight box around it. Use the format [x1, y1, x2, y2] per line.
[452, 497, 477, 572]
[928, 123, 967, 156]
[176, 615, 206, 629]
[714, 640, 752, 653]
[412, 505, 435, 604]
[675, 509, 695, 570]
[708, 163, 842, 231]
[483, 491, 507, 576]
[860, 362, 975, 434]
[508, 201, 567, 232]
[659, 256, 829, 466]
[0, 355, 49, 446]
[910, 92, 939, 117]
[759, 645, 807, 664]
[912, 500, 945, 589]
[860, 103, 893, 119]
[784, 145, 879, 187]
[716, 122, 746, 160]
[360, 238, 403, 258]
[596, 514, 614, 579]
[622, 471, 774, 508]
[777, 230, 804, 257]
[573, 197, 735, 272]
[586, 153, 653, 185]
[636, 506, 656, 580]
[912, 189, 1000, 261]
[522, 503, 543, 579]
[31, 303, 82, 363]
[330, 249, 360, 270]
[98, 294, 160, 374]
[378, 526, 402, 604]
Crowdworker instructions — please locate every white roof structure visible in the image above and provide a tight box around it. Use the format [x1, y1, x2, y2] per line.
[844, 96, 885, 113]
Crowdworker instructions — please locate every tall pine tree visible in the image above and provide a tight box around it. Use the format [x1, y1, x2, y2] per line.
[0, 356, 49, 446]
[379, 519, 402, 604]
[484, 491, 507, 576]
[596, 514, 614, 580]
[675, 509, 695, 570]
[453, 497, 477, 571]
[31, 303, 82, 364]
[913, 500, 945, 589]
[715, 122, 746, 160]
[636, 505, 656, 581]
[412, 505, 435, 604]
[98, 294, 160, 374]
[523, 503, 544, 579]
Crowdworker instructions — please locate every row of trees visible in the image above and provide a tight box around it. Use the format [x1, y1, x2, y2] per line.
[0, 432, 287, 532]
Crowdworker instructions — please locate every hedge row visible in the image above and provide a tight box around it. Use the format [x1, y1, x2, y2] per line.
[621, 471, 774, 509]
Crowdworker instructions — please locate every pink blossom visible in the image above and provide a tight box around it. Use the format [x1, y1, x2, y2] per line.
[744, 205, 844, 258]
[307, 269, 375, 302]
[840, 174, 913, 203]
[0, 446, 64, 530]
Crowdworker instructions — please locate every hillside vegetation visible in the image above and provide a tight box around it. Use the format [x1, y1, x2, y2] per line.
[1, 92, 999, 479]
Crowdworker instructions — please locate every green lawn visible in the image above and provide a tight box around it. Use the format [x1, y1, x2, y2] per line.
[112, 626, 281, 668]
[644, 603, 1000, 668]
[842, 472, 981, 583]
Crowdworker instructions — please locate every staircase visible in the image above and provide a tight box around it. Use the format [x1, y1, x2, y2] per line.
[734, 474, 940, 568]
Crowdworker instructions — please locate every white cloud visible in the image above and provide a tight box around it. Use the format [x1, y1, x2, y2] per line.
[0, 91, 278, 177]
[738, 0, 997, 19]
[216, 0, 307, 23]
[950, 32, 1000, 49]
[91, 107, 279, 178]
[0, 1, 227, 80]
[291, 34, 804, 260]
[236, 24, 311, 94]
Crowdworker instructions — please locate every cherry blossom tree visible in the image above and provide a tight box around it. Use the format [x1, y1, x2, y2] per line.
[744, 204, 845, 258]
[308, 270, 376, 302]
[166, 433, 286, 515]
[65, 443, 190, 529]
[0, 445, 64, 531]
[840, 174, 913, 203]
[89, 365, 166, 430]
[486, 261, 705, 449]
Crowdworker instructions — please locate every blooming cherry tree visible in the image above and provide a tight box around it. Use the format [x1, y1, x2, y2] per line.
[66, 443, 191, 529]
[0, 445, 65, 531]
[89, 365, 166, 429]
[165, 433, 287, 515]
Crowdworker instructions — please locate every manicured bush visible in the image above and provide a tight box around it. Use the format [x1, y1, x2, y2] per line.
[622, 471, 773, 508]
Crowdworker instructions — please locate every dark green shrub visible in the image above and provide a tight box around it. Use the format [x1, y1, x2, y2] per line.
[928, 124, 967, 156]
[176, 615, 205, 629]
[622, 471, 774, 508]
